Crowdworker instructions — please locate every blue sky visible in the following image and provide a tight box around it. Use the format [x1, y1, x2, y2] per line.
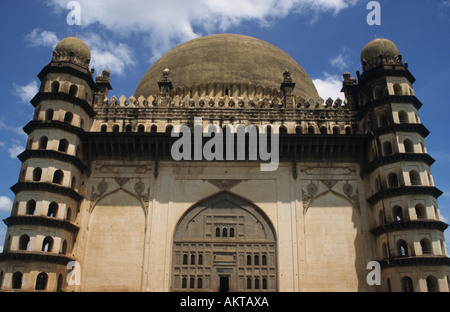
[0, 0, 449, 252]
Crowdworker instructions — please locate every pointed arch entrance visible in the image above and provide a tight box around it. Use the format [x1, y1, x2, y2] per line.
[171, 191, 277, 292]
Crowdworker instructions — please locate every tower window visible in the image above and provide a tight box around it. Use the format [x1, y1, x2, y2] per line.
[403, 139, 414, 153]
[66, 207, 72, 222]
[57, 274, 63, 292]
[387, 173, 399, 189]
[33, 168, 42, 182]
[420, 238, 432, 255]
[401, 276, 414, 292]
[101, 125, 107, 132]
[378, 112, 389, 127]
[409, 170, 421, 186]
[45, 109, 54, 121]
[374, 86, 384, 100]
[333, 126, 340, 135]
[39, 137, 48, 150]
[58, 139, 69, 153]
[12, 272, 23, 290]
[398, 111, 409, 124]
[393, 205, 404, 221]
[61, 240, 68, 255]
[64, 112, 74, 124]
[426, 276, 439, 292]
[383, 142, 393, 156]
[69, 85, 78, 97]
[397, 240, 409, 257]
[415, 204, 427, 219]
[19, 234, 30, 251]
[42, 236, 54, 252]
[51, 81, 60, 93]
[47, 202, 58, 218]
[71, 176, 77, 190]
[26, 200, 36, 215]
[393, 84, 403, 95]
[52, 170, 64, 185]
[35, 272, 48, 291]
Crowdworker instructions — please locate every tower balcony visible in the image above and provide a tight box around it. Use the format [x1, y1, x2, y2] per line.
[378, 256, 450, 269]
[3, 215, 80, 233]
[364, 153, 435, 175]
[370, 219, 449, 236]
[10, 182, 83, 202]
[30, 92, 96, 118]
[0, 251, 75, 266]
[367, 186, 442, 205]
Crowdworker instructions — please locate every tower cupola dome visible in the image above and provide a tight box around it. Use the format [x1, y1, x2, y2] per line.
[53, 36, 91, 68]
[361, 38, 401, 71]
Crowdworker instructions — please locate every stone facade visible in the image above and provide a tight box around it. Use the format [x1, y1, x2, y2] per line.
[0, 34, 448, 292]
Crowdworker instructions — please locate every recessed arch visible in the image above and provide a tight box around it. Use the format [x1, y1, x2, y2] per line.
[172, 191, 277, 292]
[304, 191, 364, 291]
[83, 189, 146, 292]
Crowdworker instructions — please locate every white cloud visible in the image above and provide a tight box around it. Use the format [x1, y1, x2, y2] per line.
[12, 80, 39, 104]
[0, 121, 26, 158]
[8, 143, 24, 159]
[0, 196, 12, 213]
[25, 28, 59, 48]
[24, 28, 135, 77]
[47, 0, 360, 60]
[313, 72, 345, 100]
[330, 47, 351, 70]
[80, 33, 136, 76]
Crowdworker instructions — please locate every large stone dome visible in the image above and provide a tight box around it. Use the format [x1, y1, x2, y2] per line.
[135, 34, 319, 100]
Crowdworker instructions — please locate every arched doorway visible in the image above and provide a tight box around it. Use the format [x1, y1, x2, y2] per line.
[171, 191, 277, 292]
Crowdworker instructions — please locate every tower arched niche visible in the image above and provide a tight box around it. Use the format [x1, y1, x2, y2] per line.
[304, 191, 366, 292]
[171, 191, 277, 292]
[82, 189, 146, 292]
